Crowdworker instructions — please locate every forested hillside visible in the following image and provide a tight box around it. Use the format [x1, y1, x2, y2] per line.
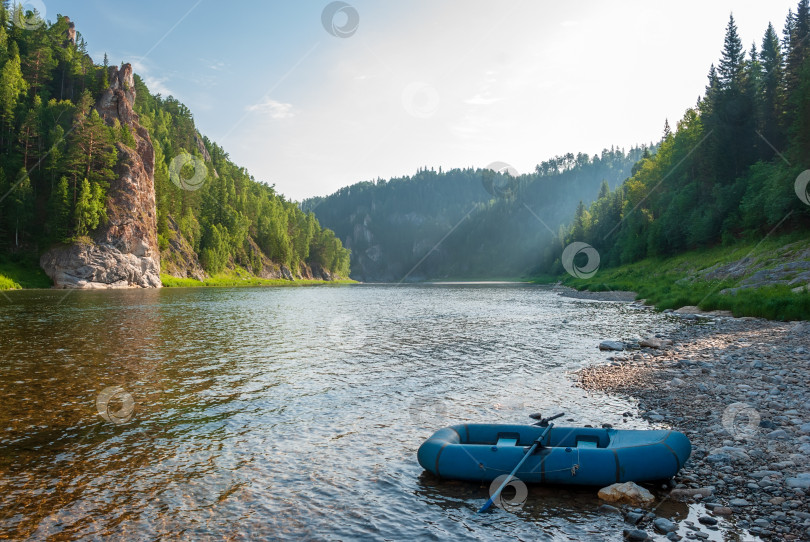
[306, 147, 648, 281]
[0, 4, 349, 284]
[547, 4, 810, 273]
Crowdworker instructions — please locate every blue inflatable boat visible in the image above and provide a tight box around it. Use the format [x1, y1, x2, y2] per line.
[418, 423, 691, 486]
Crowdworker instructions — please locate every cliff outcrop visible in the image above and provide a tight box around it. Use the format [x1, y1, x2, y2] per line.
[40, 64, 162, 289]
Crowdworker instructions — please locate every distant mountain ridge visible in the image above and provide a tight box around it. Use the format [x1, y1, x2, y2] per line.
[305, 147, 649, 282]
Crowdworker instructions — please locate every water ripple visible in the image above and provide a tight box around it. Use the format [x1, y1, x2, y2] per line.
[0, 284, 680, 540]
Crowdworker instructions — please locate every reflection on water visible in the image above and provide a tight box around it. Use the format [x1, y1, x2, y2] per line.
[1, 284, 685, 540]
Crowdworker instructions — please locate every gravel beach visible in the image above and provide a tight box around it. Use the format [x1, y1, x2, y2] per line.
[577, 309, 810, 540]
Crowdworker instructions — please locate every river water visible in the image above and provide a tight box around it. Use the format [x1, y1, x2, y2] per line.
[0, 284, 697, 540]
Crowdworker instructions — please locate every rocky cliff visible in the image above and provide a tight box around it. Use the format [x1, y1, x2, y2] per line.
[40, 64, 162, 289]
[159, 216, 206, 281]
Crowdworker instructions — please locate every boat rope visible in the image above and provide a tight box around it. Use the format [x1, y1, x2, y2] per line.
[485, 464, 584, 475]
[570, 448, 580, 476]
[483, 448, 583, 476]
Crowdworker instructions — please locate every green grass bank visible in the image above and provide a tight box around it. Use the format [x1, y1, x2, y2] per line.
[0, 259, 354, 290]
[543, 234, 810, 321]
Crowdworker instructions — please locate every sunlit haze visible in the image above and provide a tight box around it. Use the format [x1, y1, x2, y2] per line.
[47, 0, 798, 200]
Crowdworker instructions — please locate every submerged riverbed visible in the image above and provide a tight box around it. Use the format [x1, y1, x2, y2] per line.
[0, 284, 719, 540]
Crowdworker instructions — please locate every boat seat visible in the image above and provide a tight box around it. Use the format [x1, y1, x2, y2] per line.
[496, 437, 518, 447]
[575, 436, 600, 449]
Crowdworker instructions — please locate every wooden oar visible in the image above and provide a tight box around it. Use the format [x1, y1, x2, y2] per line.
[478, 422, 555, 513]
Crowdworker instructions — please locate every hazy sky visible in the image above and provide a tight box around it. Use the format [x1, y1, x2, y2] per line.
[44, 0, 799, 201]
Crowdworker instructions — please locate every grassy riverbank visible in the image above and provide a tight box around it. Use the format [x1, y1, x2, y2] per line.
[0, 259, 354, 290]
[160, 268, 356, 288]
[0, 258, 52, 290]
[548, 234, 810, 321]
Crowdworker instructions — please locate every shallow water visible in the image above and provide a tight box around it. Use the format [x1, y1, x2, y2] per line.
[0, 284, 733, 540]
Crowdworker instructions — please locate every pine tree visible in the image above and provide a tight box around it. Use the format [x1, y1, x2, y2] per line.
[18, 97, 42, 170]
[0, 41, 27, 150]
[21, 26, 56, 97]
[598, 180, 610, 200]
[75, 88, 93, 116]
[66, 108, 117, 202]
[784, 9, 796, 51]
[6, 169, 34, 247]
[718, 14, 745, 87]
[200, 222, 229, 274]
[745, 41, 763, 156]
[74, 178, 106, 237]
[118, 122, 135, 148]
[760, 22, 786, 154]
[45, 124, 66, 188]
[571, 200, 588, 240]
[663, 118, 672, 140]
[786, 0, 810, 95]
[713, 15, 757, 180]
[784, 1, 810, 165]
[702, 64, 722, 116]
[0, 8, 8, 66]
[48, 176, 71, 240]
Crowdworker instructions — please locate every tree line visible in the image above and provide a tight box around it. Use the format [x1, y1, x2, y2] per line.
[306, 147, 648, 281]
[546, 2, 810, 272]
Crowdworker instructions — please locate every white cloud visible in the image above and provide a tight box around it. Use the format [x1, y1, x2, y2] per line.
[130, 59, 175, 97]
[246, 98, 295, 119]
[464, 93, 500, 106]
[143, 76, 174, 97]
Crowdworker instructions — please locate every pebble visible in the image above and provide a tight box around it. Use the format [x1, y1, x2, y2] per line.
[625, 512, 644, 525]
[599, 340, 625, 351]
[750, 470, 779, 478]
[598, 504, 622, 515]
[623, 528, 649, 541]
[668, 488, 713, 502]
[697, 516, 717, 526]
[653, 517, 678, 533]
[709, 446, 749, 462]
[786, 473, 810, 489]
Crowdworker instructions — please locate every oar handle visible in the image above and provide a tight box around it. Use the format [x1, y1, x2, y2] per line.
[533, 411, 565, 426]
[478, 423, 554, 513]
[544, 412, 565, 423]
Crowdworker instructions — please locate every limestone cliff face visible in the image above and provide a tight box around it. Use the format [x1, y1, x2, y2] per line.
[160, 216, 206, 282]
[40, 64, 162, 289]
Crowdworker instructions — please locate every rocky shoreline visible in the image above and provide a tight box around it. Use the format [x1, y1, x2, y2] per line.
[553, 284, 639, 302]
[577, 310, 810, 540]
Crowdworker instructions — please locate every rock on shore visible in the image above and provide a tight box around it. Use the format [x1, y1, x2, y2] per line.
[598, 482, 655, 506]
